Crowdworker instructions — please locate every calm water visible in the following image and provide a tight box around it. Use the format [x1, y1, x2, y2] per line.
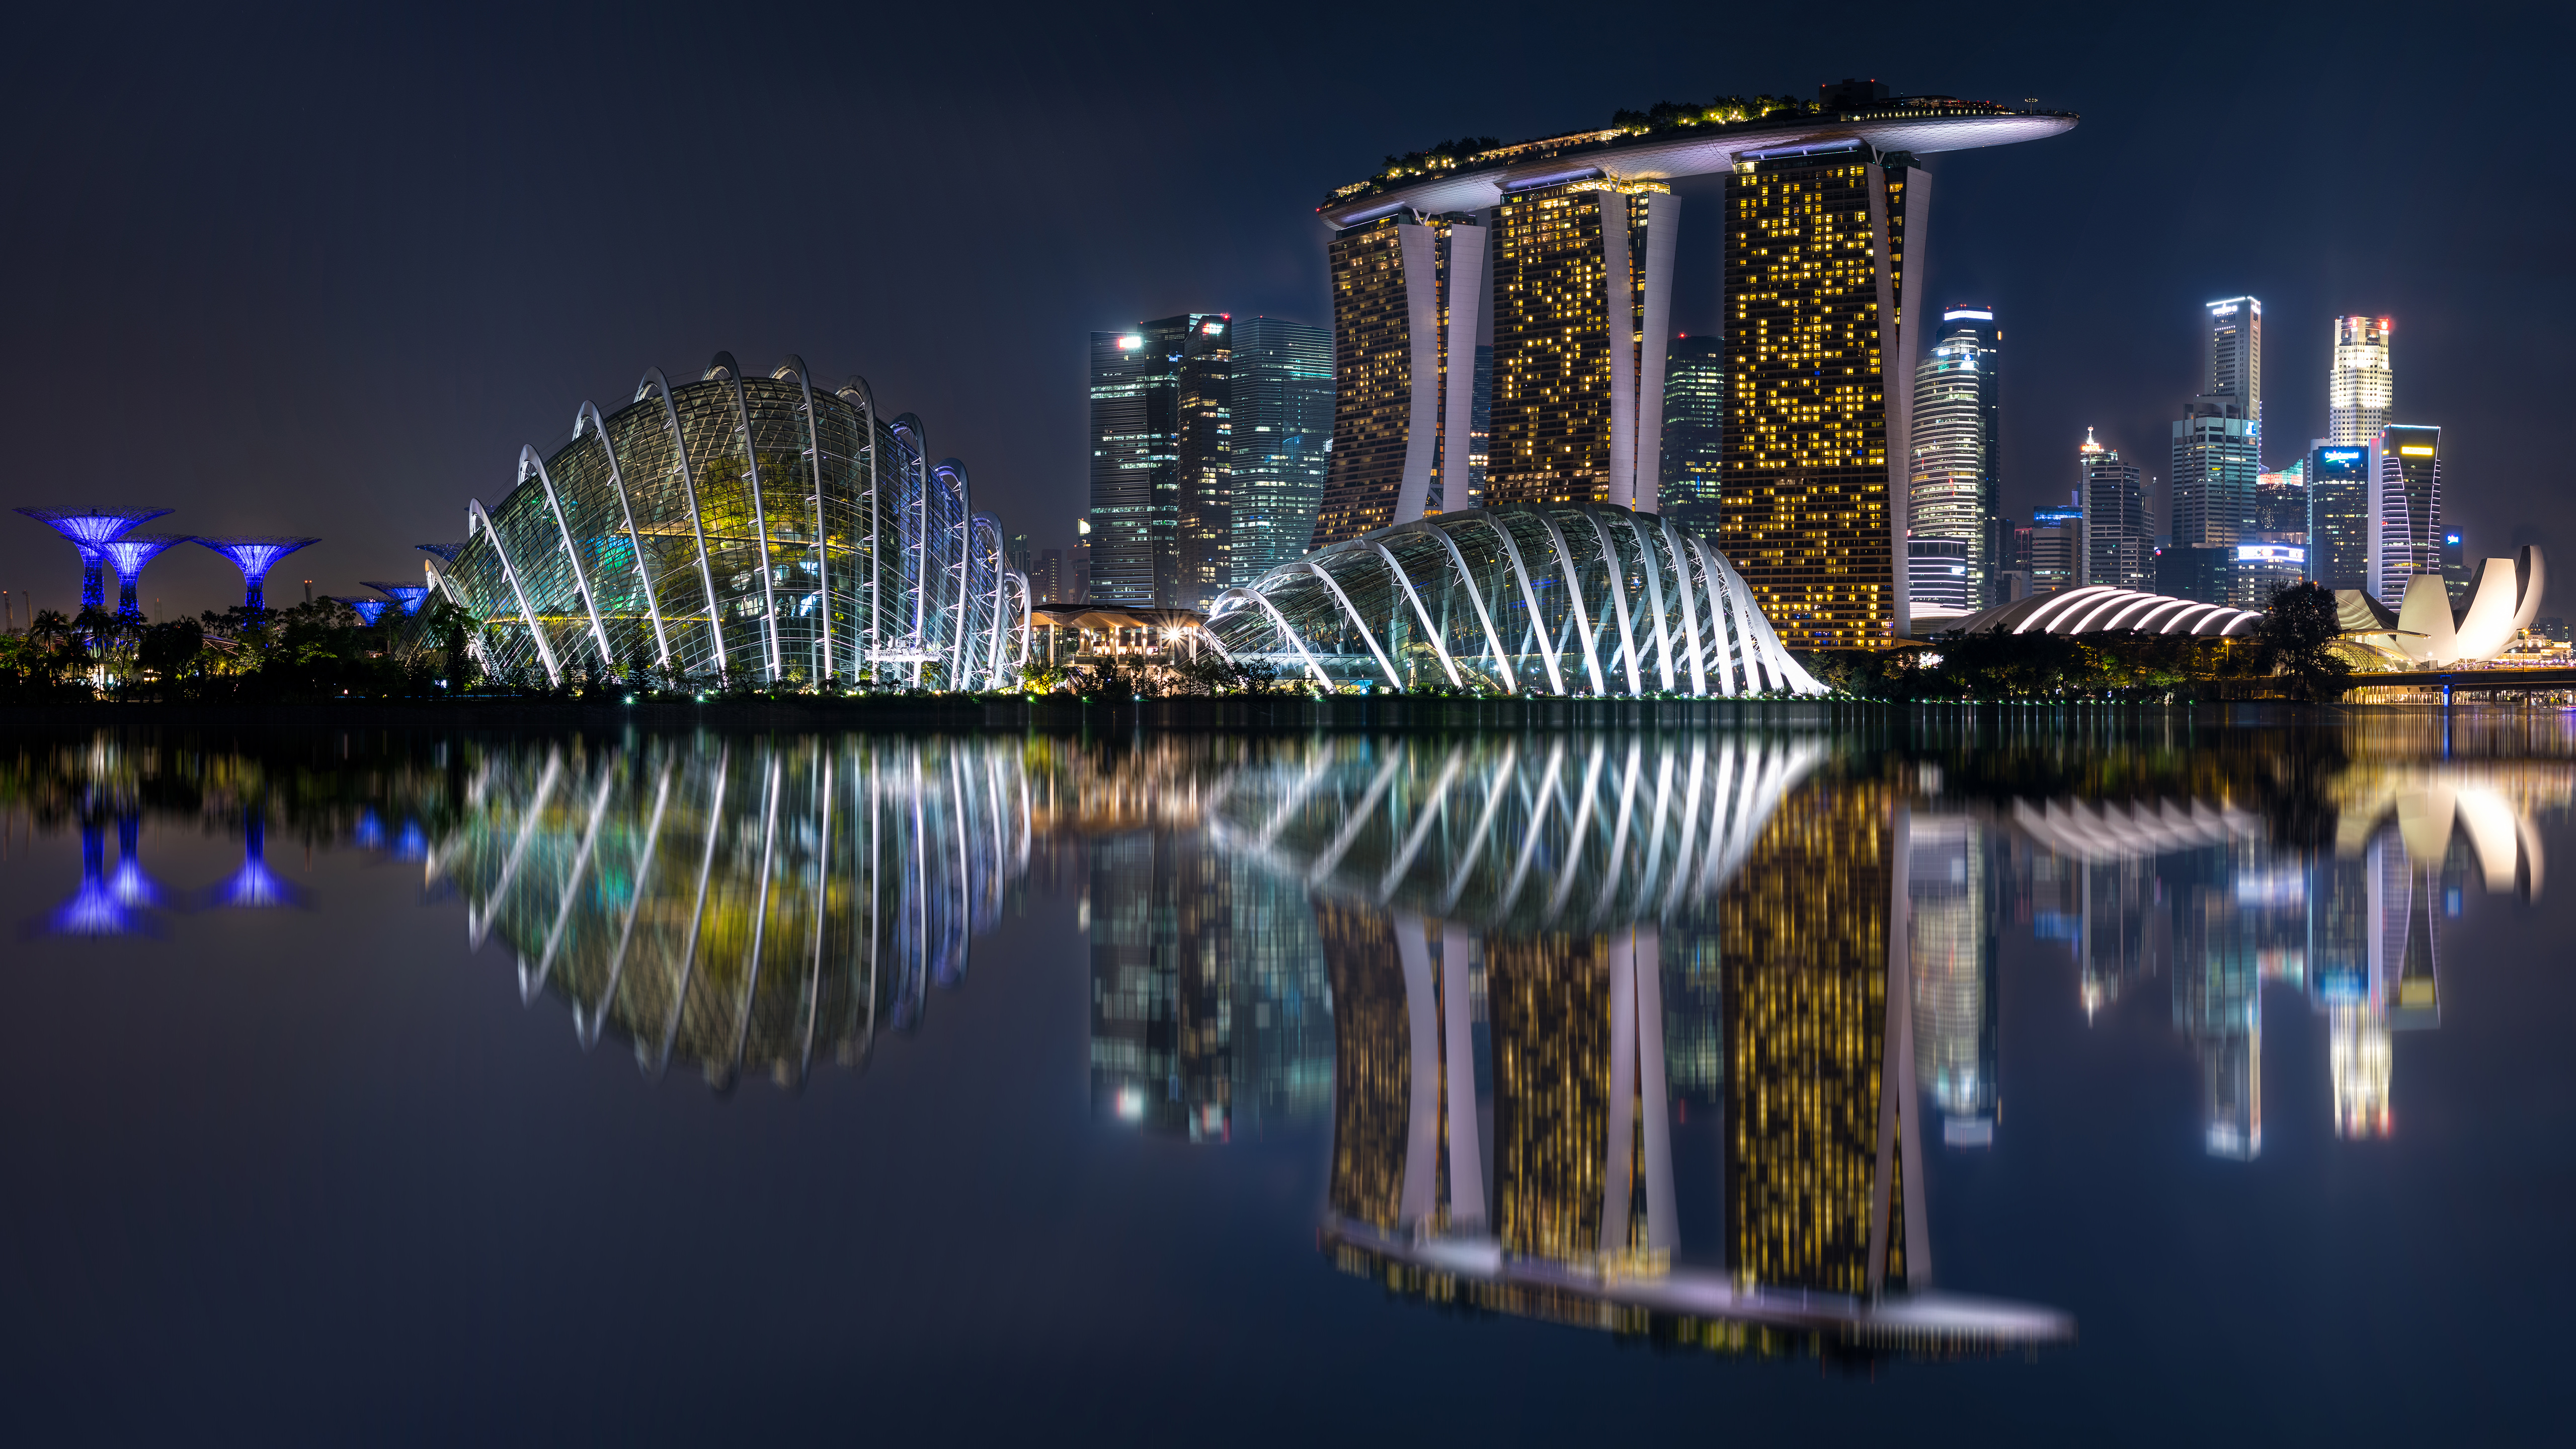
[4, 715, 2571, 1445]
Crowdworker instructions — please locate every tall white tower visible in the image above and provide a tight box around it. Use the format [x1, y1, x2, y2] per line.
[2329, 315, 2393, 447]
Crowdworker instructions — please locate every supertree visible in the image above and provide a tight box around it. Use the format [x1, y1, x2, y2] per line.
[97, 533, 194, 617]
[361, 580, 432, 615]
[201, 812, 307, 910]
[416, 542, 462, 563]
[338, 597, 391, 626]
[193, 536, 319, 613]
[15, 508, 173, 611]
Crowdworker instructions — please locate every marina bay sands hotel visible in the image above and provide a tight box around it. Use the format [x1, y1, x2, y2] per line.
[1311, 81, 2075, 646]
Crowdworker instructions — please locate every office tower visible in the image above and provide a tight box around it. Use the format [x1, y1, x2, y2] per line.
[2371, 424, 2442, 606]
[1312, 213, 1485, 547]
[2307, 443, 2373, 590]
[1908, 537, 1971, 614]
[2170, 397, 2259, 551]
[2329, 315, 2392, 446]
[1004, 532, 1031, 579]
[2233, 544, 2305, 609]
[1487, 180, 1676, 511]
[2252, 461, 2306, 539]
[1909, 306, 2001, 603]
[1230, 316, 1334, 582]
[2029, 494, 2081, 594]
[1030, 548, 1067, 606]
[1723, 780, 1916, 1293]
[1088, 313, 1231, 609]
[1660, 334, 1727, 532]
[2203, 296, 2263, 448]
[2077, 429, 2149, 589]
[1720, 144, 1925, 646]
[1910, 815, 1995, 1147]
[2443, 531, 2470, 605]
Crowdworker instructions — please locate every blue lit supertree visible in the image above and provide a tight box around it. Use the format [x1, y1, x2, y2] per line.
[15, 508, 173, 611]
[97, 533, 193, 617]
[201, 813, 307, 910]
[362, 580, 432, 615]
[338, 597, 391, 626]
[193, 536, 319, 613]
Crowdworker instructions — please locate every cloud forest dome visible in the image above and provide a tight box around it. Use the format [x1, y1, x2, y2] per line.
[1205, 505, 1825, 696]
[1319, 90, 2076, 227]
[441, 353, 1029, 688]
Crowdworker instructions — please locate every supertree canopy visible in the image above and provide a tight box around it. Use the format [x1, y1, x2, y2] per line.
[362, 580, 432, 615]
[340, 597, 391, 626]
[98, 533, 194, 616]
[194, 536, 319, 613]
[15, 508, 174, 611]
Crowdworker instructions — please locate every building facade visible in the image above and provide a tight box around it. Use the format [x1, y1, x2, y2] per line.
[2204, 296, 2263, 451]
[1659, 333, 1726, 533]
[1908, 306, 2001, 605]
[1089, 314, 1232, 609]
[1486, 181, 1677, 513]
[2329, 315, 2392, 447]
[2169, 400, 2259, 559]
[2372, 424, 2443, 606]
[2307, 443, 2373, 591]
[2077, 429, 2149, 590]
[1230, 316, 1334, 584]
[2029, 495, 2081, 594]
[1719, 144, 1925, 646]
[1312, 214, 1484, 548]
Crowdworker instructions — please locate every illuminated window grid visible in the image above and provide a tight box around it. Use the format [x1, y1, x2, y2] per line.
[1488, 184, 1653, 509]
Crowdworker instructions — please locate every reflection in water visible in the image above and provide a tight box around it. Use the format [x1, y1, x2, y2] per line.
[448, 738, 1030, 1089]
[9, 714, 2574, 1361]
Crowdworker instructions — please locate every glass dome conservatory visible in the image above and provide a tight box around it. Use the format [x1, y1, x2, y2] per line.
[437, 353, 1028, 688]
[1205, 505, 1824, 696]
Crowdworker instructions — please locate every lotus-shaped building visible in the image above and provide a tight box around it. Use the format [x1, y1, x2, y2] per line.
[1205, 504, 1824, 695]
[437, 352, 1028, 688]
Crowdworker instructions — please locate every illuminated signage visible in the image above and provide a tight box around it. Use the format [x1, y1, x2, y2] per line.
[1201, 321, 1224, 336]
[1944, 308, 1994, 321]
[2320, 449, 2362, 462]
[2235, 545, 2306, 564]
[1118, 336, 1144, 350]
[2400, 445, 2434, 456]
[2208, 302, 2238, 315]
[2446, 534, 2462, 545]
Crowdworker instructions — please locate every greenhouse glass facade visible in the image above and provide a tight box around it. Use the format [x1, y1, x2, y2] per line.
[439, 352, 1027, 688]
[1205, 504, 1824, 696]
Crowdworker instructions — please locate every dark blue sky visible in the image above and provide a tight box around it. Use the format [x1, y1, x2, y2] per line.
[0, 1, 2565, 616]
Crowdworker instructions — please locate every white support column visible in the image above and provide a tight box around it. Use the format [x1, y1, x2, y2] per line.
[1659, 518, 1707, 694]
[1394, 222, 1443, 525]
[1441, 923, 1485, 1229]
[524, 446, 614, 672]
[469, 499, 561, 686]
[1439, 223, 1487, 513]
[1635, 192, 1680, 515]
[1373, 542, 1463, 689]
[1468, 516, 1565, 695]
[1534, 512, 1607, 693]
[1425, 523, 1515, 693]
[1303, 561, 1406, 690]
[1580, 512, 1643, 694]
[713, 357, 784, 680]
[1635, 926, 1677, 1253]
[1396, 912, 1444, 1228]
[1601, 928, 1638, 1255]
[581, 402, 672, 667]
[1618, 511, 1675, 690]
[1601, 192, 1637, 510]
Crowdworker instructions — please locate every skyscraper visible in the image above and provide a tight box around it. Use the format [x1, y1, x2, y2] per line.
[2029, 494, 2081, 594]
[1089, 314, 1232, 608]
[1312, 213, 1484, 548]
[2307, 443, 2373, 590]
[2329, 315, 2392, 447]
[1720, 142, 1925, 646]
[1229, 316, 1334, 583]
[1660, 334, 1726, 533]
[2372, 423, 2442, 605]
[2077, 429, 2149, 589]
[2204, 296, 2263, 449]
[1486, 181, 1676, 511]
[2169, 397, 2259, 601]
[1909, 306, 2001, 604]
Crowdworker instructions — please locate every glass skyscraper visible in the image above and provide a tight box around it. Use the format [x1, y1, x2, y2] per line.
[1659, 333, 1725, 533]
[2329, 315, 2392, 447]
[1312, 213, 1483, 547]
[1720, 146, 1924, 646]
[1228, 316, 1333, 584]
[2373, 423, 2443, 606]
[1089, 314, 1231, 609]
[2078, 428, 2149, 590]
[2307, 443, 2372, 591]
[2204, 296, 2263, 451]
[1908, 306, 2001, 607]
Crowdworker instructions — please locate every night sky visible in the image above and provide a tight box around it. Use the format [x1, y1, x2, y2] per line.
[1, 2, 2566, 618]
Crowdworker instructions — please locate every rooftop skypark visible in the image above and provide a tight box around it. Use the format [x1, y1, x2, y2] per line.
[1318, 80, 2076, 226]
